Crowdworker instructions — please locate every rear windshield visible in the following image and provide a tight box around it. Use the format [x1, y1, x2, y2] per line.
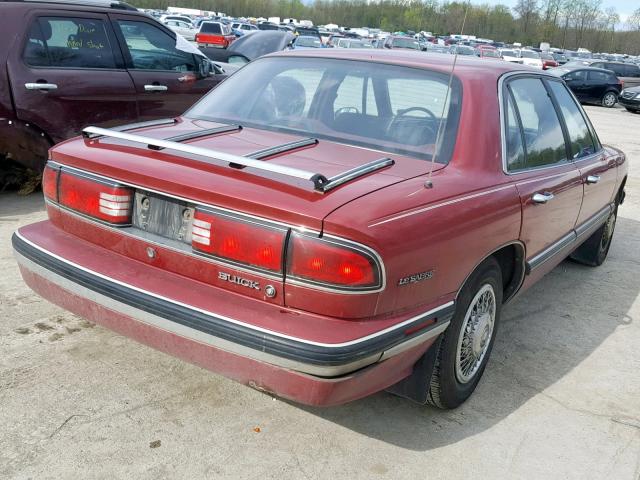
[200, 23, 222, 34]
[187, 57, 462, 163]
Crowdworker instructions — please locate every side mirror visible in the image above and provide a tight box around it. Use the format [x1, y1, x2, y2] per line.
[198, 57, 213, 78]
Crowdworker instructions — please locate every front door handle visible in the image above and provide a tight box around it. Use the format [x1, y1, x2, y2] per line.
[532, 192, 555, 204]
[144, 84, 168, 92]
[25, 82, 58, 91]
[586, 175, 601, 184]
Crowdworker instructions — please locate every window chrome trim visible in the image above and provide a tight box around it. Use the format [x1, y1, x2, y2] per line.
[498, 71, 605, 176]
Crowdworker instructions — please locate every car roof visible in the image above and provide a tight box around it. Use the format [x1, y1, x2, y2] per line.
[1, 0, 137, 10]
[269, 49, 536, 79]
[560, 66, 616, 74]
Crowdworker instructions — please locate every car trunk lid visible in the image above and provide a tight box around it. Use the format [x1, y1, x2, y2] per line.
[50, 117, 444, 230]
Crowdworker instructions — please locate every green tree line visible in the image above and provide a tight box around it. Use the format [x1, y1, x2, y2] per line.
[131, 0, 640, 54]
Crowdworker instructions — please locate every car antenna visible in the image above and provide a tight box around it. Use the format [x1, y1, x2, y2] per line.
[425, 1, 470, 189]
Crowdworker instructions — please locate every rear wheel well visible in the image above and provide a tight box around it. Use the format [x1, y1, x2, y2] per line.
[491, 243, 525, 303]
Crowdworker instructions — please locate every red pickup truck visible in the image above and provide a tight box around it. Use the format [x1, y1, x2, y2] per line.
[14, 50, 627, 409]
[196, 21, 236, 48]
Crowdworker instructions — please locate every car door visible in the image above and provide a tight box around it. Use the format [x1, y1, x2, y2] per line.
[563, 69, 589, 101]
[546, 81, 618, 230]
[111, 15, 223, 120]
[585, 70, 610, 102]
[7, 12, 138, 143]
[502, 76, 583, 277]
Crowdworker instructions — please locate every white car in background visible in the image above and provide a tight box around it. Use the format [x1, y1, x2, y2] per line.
[499, 49, 522, 64]
[160, 14, 193, 25]
[518, 49, 544, 69]
[165, 19, 197, 42]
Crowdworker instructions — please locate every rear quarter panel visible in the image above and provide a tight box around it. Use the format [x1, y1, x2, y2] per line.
[322, 70, 523, 317]
[323, 169, 522, 316]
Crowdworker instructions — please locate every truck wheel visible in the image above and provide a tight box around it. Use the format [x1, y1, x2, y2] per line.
[570, 207, 617, 267]
[601, 91, 617, 108]
[427, 257, 502, 409]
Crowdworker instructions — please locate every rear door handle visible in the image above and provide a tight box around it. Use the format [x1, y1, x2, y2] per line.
[144, 85, 168, 92]
[532, 192, 555, 204]
[586, 175, 601, 184]
[25, 83, 58, 91]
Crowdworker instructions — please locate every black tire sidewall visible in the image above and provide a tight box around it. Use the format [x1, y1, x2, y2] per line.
[437, 259, 503, 408]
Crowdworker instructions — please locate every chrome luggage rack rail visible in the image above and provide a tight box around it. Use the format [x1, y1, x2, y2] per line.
[82, 126, 394, 193]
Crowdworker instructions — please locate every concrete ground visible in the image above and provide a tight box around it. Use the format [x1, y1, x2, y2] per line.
[1, 106, 639, 480]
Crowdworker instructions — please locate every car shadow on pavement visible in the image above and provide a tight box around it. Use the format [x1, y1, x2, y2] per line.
[298, 216, 639, 450]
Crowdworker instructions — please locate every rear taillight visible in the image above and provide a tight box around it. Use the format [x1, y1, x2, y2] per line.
[192, 209, 287, 273]
[287, 233, 381, 290]
[42, 164, 59, 202]
[57, 170, 132, 225]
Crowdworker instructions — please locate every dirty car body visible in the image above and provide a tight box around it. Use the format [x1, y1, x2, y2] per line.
[14, 50, 627, 408]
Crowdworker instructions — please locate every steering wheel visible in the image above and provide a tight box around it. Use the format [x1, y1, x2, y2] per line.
[395, 106, 436, 120]
[386, 106, 438, 145]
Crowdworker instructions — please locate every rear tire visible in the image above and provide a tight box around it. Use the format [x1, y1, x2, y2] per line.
[601, 91, 617, 108]
[570, 207, 617, 266]
[427, 258, 502, 409]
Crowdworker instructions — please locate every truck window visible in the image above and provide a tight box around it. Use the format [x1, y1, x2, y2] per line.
[117, 20, 197, 72]
[507, 77, 567, 171]
[23, 17, 116, 69]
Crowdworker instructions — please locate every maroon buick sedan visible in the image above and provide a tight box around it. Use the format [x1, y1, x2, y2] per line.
[13, 50, 627, 408]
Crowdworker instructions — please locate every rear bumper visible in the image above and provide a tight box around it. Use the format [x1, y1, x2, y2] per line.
[13, 223, 453, 406]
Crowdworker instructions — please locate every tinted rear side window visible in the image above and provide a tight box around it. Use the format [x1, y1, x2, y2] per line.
[625, 65, 640, 78]
[507, 77, 567, 171]
[588, 71, 610, 82]
[547, 81, 596, 159]
[23, 17, 116, 69]
[504, 91, 525, 170]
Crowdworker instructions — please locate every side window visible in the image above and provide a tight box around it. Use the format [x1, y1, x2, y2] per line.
[547, 81, 596, 159]
[23, 17, 116, 69]
[625, 65, 640, 78]
[23, 21, 49, 66]
[334, 76, 378, 117]
[507, 77, 567, 171]
[504, 91, 525, 170]
[609, 64, 625, 76]
[588, 71, 608, 82]
[565, 70, 587, 82]
[590, 62, 604, 69]
[118, 20, 197, 72]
